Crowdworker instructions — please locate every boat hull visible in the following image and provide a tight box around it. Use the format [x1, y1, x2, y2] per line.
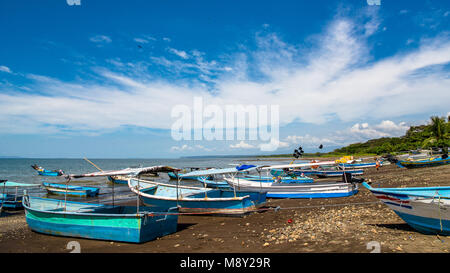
[42, 183, 100, 197]
[23, 196, 179, 243]
[107, 175, 129, 184]
[224, 178, 358, 199]
[363, 183, 450, 235]
[397, 157, 450, 169]
[129, 179, 266, 216]
[38, 171, 62, 176]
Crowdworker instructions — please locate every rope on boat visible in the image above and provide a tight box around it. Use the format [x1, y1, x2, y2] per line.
[143, 200, 382, 216]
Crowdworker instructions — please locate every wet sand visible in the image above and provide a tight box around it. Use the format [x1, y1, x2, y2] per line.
[1, 163, 449, 253]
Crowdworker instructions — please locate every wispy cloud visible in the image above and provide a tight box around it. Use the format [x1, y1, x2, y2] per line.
[1, 13, 449, 138]
[0, 66, 12, 73]
[168, 48, 189, 59]
[230, 141, 255, 149]
[89, 35, 112, 44]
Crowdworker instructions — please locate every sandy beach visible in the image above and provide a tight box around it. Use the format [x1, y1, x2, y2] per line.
[1, 163, 449, 253]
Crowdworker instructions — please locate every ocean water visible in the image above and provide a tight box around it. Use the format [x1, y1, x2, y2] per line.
[0, 157, 295, 203]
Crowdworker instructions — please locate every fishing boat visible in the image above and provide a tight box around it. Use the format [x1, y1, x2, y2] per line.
[168, 167, 214, 180]
[197, 177, 232, 189]
[363, 182, 450, 235]
[107, 175, 130, 184]
[31, 164, 64, 176]
[314, 168, 364, 178]
[338, 162, 379, 169]
[396, 155, 450, 169]
[183, 162, 358, 198]
[23, 165, 181, 243]
[23, 195, 178, 243]
[42, 182, 100, 197]
[1, 180, 40, 211]
[128, 178, 266, 216]
[224, 176, 358, 198]
[243, 175, 314, 183]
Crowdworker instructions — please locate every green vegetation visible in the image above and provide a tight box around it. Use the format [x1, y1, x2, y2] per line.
[333, 115, 450, 155]
[258, 115, 450, 158]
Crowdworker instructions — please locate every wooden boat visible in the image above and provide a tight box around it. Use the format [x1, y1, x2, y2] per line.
[396, 156, 450, 169]
[363, 182, 450, 235]
[23, 195, 179, 243]
[183, 162, 358, 199]
[243, 175, 314, 183]
[168, 167, 214, 180]
[314, 168, 364, 178]
[338, 162, 379, 169]
[224, 176, 358, 198]
[42, 182, 100, 197]
[128, 178, 266, 216]
[1, 180, 40, 210]
[107, 175, 129, 184]
[31, 164, 64, 176]
[197, 177, 232, 189]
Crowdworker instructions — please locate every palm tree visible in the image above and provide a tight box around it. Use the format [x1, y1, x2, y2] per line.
[430, 116, 446, 142]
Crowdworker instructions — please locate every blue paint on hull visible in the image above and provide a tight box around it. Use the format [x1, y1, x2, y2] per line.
[393, 210, 450, 236]
[43, 182, 100, 197]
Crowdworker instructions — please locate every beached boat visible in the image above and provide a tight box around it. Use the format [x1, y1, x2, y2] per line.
[1, 180, 40, 210]
[23, 195, 179, 243]
[338, 162, 379, 169]
[363, 182, 450, 235]
[183, 162, 358, 198]
[224, 176, 358, 198]
[42, 182, 100, 197]
[107, 175, 129, 184]
[197, 177, 232, 189]
[314, 168, 364, 178]
[31, 164, 64, 176]
[128, 178, 266, 216]
[243, 175, 314, 183]
[22, 165, 182, 242]
[396, 156, 450, 169]
[168, 167, 214, 180]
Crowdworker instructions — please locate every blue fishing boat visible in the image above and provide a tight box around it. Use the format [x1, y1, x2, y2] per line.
[197, 177, 232, 189]
[396, 156, 450, 169]
[363, 182, 450, 235]
[1, 180, 40, 211]
[42, 182, 100, 197]
[338, 162, 379, 169]
[167, 171, 199, 180]
[31, 164, 64, 176]
[107, 175, 129, 184]
[243, 175, 314, 183]
[128, 178, 266, 216]
[23, 195, 179, 243]
[168, 167, 214, 180]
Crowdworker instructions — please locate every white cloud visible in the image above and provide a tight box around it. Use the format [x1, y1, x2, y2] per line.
[0, 66, 12, 73]
[1, 14, 450, 136]
[230, 141, 255, 149]
[168, 48, 189, 59]
[133, 38, 149, 44]
[89, 35, 112, 44]
[170, 144, 193, 152]
[348, 120, 409, 139]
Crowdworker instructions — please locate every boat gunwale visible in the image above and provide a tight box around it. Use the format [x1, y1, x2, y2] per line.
[23, 196, 174, 218]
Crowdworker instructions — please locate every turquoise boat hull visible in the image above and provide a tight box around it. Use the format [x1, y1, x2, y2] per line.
[23, 196, 179, 243]
[42, 182, 100, 197]
[38, 170, 63, 176]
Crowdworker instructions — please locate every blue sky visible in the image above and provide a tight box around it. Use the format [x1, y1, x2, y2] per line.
[0, 0, 449, 158]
